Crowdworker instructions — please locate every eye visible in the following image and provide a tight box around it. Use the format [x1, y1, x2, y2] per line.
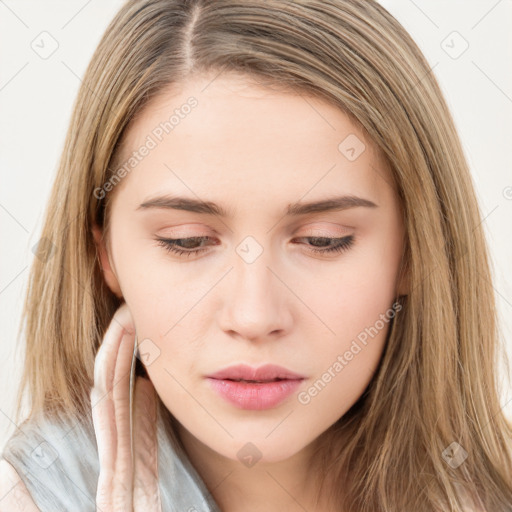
[155, 236, 215, 257]
[155, 234, 355, 257]
[293, 234, 355, 254]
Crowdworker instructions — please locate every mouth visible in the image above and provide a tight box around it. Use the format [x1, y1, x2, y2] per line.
[222, 377, 288, 383]
[205, 365, 305, 410]
[207, 363, 306, 382]
[207, 378, 304, 410]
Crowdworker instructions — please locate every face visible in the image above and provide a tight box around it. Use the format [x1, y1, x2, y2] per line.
[94, 72, 407, 465]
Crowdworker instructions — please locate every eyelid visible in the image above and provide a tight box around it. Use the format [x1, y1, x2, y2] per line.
[292, 219, 352, 233]
[155, 226, 216, 238]
[155, 233, 356, 259]
[297, 227, 352, 238]
[301, 228, 348, 236]
[156, 223, 352, 241]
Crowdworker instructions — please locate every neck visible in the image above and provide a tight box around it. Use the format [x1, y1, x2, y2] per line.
[175, 423, 336, 512]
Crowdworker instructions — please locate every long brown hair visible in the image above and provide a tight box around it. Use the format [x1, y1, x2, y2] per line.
[14, 1, 512, 510]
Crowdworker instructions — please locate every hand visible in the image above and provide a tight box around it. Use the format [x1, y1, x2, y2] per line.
[90, 303, 162, 511]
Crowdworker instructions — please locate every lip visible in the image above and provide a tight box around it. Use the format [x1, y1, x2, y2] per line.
[206, 364, 305, 410]
[207, 363, 306, 381]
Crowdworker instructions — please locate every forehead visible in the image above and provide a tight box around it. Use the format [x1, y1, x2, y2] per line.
[110, 73, 396, 213]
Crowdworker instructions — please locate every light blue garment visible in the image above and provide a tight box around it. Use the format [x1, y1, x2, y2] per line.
[1, 404, 222, 512]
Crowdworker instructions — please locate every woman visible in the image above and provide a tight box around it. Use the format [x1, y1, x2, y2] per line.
[1, 0, 511, 510]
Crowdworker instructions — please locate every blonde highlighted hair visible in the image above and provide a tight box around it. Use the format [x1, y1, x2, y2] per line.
[14, 1, 512, 510]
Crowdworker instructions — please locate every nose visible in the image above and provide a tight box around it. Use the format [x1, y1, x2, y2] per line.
[216, 248, 292, 343]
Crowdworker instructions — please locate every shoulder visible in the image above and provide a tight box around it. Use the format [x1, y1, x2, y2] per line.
[1, 413, 100, 511]
[0, 458, 39, 511]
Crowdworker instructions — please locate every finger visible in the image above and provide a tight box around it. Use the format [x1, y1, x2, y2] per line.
[91, 384, 115, 511]
[93, 303, 134, 398]
[93, 304, 133, 463]
[91, 303, 135, 511]
[111, 326, 136, 509]
[132, 376, 162, 511]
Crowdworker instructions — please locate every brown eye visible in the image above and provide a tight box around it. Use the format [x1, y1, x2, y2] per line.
[294, 235, 355, 254]
[155, 236, 214, 257]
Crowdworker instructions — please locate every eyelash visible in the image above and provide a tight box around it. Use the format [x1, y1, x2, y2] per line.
[155, 234, 355, 258]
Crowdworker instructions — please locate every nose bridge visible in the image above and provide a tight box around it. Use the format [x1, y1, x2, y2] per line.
[217, 234, 289, 340]
[231, 234, 276, 303]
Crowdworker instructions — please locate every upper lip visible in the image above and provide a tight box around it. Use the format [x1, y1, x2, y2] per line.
[207, 364, 305, 381]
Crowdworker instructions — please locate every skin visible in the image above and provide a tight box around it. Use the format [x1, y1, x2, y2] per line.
[91, 304, 161, 511]
[92, 72, 408, 512]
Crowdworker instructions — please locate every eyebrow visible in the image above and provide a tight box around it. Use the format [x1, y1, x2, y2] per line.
[136, 194, 378, 217]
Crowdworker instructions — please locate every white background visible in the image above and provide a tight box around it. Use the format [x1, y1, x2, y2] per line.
[1, 0, 511, 449]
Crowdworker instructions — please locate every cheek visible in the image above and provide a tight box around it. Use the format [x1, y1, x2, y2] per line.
[114, 243, 200, 337]
[127, 301, 203, 418]
[293, 242, 400, 416]
[296, 289, 394, 425]
[296, 341, 384, 432]
[115, 263, 202, 386]
[295, 244, 400, 343]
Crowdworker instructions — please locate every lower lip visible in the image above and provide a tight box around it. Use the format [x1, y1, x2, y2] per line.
[206, 378, 303, 410]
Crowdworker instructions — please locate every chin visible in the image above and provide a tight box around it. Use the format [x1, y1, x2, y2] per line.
[208, 428, 312, 465]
